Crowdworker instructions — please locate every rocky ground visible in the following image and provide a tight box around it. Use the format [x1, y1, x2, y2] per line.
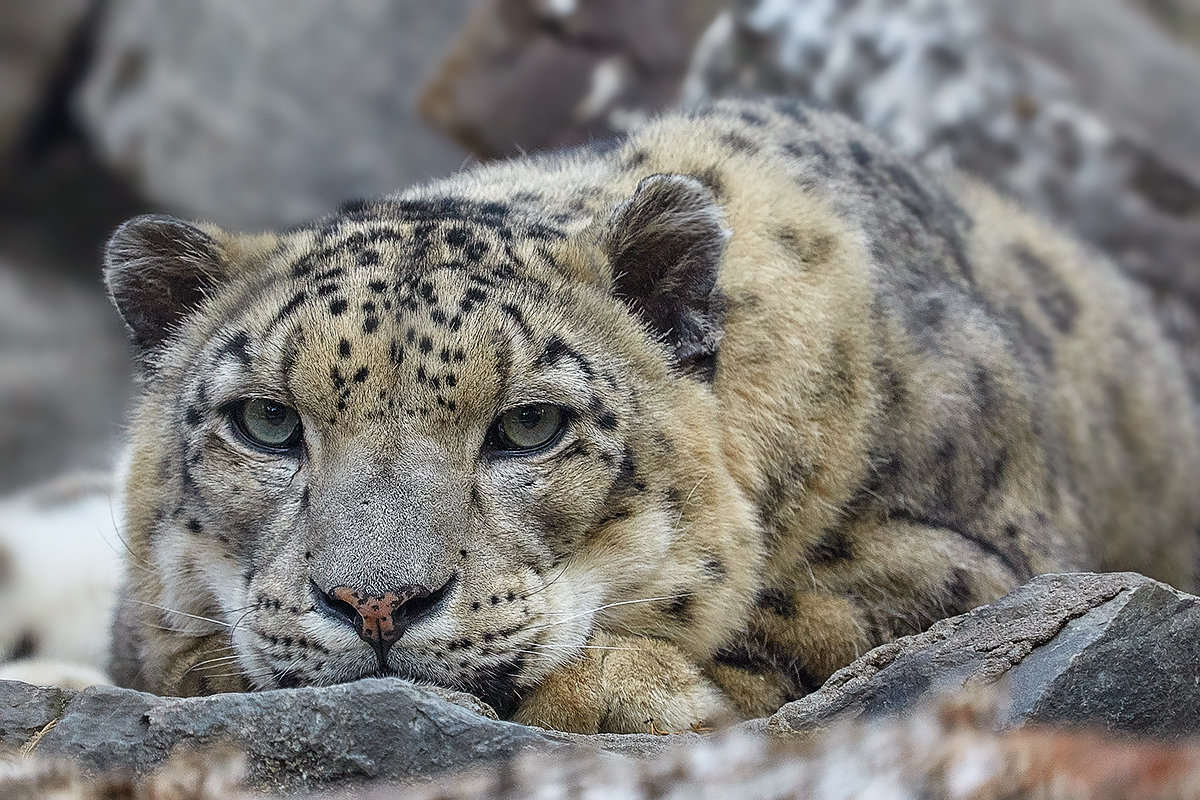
[1, 573, 1198, 797]
[1, 1, 1200, 797]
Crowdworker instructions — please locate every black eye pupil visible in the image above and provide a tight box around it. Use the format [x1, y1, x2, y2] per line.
[516, 408, 542, 429]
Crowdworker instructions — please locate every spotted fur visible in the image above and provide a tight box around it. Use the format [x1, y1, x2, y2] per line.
[105, 100, 1200, 732]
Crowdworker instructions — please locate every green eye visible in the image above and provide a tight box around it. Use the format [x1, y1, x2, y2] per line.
[231, 399, 302, 452]
[492, 404, 566, 452]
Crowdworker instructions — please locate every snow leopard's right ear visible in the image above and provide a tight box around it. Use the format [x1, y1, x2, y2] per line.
[104, 214, 229, 359]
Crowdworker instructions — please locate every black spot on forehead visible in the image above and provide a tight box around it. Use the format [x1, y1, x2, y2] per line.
[500, 303, 534, 339]
[291, 194, 566, 279]
[535, 336, 594, 377]
[662, 595, 694, 623]
[272, 292, 309, 328]
[218, 331, 252, 366]
[703, 557, 728, 581]
[806, 530, 854, 563]
[418, 281, 438, 304]
[459, 287, 488, 314]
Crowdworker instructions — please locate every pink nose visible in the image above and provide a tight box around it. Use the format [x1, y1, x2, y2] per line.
[326, 584, 433, 647]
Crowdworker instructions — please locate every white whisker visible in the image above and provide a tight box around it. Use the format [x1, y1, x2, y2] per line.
[203, 669, 268, 680]
[526, 643, 641, 651]
[102, 491, 152, 574]
[133, 600, 231, 628]
[534, 593, 695, 630]
[182, 654, 244, 676]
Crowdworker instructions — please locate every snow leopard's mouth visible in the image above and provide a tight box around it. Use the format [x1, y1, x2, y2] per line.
[306, 653, 526, 718]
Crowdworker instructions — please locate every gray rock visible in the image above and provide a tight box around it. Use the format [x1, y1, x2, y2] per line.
[8, 676, 669, 795]
[767, 573, 1200, 739]
[1002, 576, 1200, 737]
[0, 0, 93, 159]
[0, 680, 70, 750]
[76, 0, 473, 230]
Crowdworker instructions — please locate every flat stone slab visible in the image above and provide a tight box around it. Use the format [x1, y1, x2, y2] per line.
[767, 572, 1200, 739]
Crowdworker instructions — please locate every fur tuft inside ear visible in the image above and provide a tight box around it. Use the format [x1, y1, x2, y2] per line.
[104, 214, 227, 358]
[605, 174, 730, 379]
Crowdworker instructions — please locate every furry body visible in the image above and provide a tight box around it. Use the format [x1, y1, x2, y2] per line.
[105, 100, 1200, 732]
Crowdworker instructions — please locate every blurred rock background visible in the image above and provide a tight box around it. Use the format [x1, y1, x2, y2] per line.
[1, 0, 1199, 493]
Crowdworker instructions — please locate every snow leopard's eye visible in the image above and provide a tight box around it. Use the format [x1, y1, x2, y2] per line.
[489, 404, 566, 453]
[230, 399, 303, 453]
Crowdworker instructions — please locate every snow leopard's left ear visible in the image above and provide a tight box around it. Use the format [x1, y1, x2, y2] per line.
[604, 173, 730, 380]
[104, 214, 231, 360]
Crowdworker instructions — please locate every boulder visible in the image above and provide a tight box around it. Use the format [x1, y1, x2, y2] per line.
[768, 573, 1200, 739]
[75, 0, 475, 230]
